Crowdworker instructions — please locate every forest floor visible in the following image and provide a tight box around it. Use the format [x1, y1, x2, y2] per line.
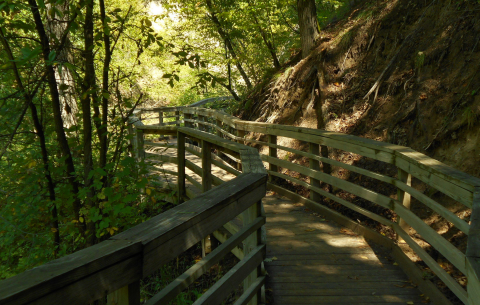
[237, 0, 480, 303]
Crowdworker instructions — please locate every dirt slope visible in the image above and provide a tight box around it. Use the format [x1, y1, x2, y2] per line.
[241, 0, 480, 178]
[237, 0, 480, 303]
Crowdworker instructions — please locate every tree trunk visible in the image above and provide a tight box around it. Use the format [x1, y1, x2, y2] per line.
[28, 0, 85, 233]
[46, 1, 79, 129]
[82, 0, 96, 245]
[205, 0, 252, 89]
[297, 0, 320, 58]
[252, 14, 280, 69]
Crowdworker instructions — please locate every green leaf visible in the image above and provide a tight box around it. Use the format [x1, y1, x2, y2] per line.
[48, 50, 56, 62]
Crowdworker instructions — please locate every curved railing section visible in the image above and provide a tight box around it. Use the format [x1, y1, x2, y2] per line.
[138, 106, 480, 305]
[0, 113, 268, 305]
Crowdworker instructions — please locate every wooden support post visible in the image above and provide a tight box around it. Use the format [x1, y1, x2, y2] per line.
[242, 200, 262, 305]
[396, 168, 412, 241]
[107, 281, 140, 305]
[216, 119, 224, 159]
[136, 129, 144, 162]
[177, 132, 186, 204]
[158, 111, 164, 140]
[127, 124, 135, 158]
[268, 135, 278, 181]
[199, 115, 205, 132]
[184, 113, 192, 128]
[309, 142, 321, 202]
[201, 140, 212, 192]
[236, 129, 245, 171]
[175, 110, 180, 128]
[201, 139, 212, 257]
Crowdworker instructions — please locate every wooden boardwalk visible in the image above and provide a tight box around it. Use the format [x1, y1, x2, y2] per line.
[147, 138, 425, 305]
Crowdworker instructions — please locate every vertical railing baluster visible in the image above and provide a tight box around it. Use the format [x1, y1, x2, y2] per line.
[268, 135, 277, 181]
[106, 281, 140, 305]
[396, 168, 412, 241]
[243, 200, 262, 305]
[136, 129, 144, 162]
[236, 128, 245, 171]
[177, 131, 186, 204]
[309, 142, 321, 202]
[158, 110, 164, 140]
[184, 113, 192, 128]
[201, 139, 212, 257]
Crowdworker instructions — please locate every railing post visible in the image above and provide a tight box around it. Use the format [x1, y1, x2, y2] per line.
[396, 168, 412, 241]
[243, 200, 262, 305]
[177, 131, 186, 204]
[216, 119, 224, 159]
[175, 110, 180, 128]
[201, 140, 212, 192]
[466, 188, 480, 305]
[201, 139, 212, 257]
[158, 110, 164, 140]
[268, 135, 278, 181]
[236, 129, 245, 171]
[127, 124, 135, 158]
[184, 113, 193, 128]
[199, 115, 205, 132]
[107, 281, 140, 305]
[309, 142, 321, 202]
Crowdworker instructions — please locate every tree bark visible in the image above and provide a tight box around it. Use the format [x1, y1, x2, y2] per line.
[297, 0, 320, 58]
[99, 0, 111, 175]
[205, 0, 252, 89]
[46, 0, 79, 129]
[28, 0, 85, 233]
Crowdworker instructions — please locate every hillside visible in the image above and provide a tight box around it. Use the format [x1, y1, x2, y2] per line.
[241, 0, 480, 178]
[237, 0, 480, 303]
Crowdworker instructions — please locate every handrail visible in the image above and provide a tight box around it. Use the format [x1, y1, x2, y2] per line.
[141, 106, 480, 305]
[0, 112, 268, 305]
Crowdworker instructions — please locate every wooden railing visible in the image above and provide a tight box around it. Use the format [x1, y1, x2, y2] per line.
[0, 114, 268, 305]
[138, 106, 480, 305]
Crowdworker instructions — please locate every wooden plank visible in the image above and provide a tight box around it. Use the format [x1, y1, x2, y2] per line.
[179, 127, 244, 154]
[233, 276, 265, 305]
[112, 174, 266, 276]
[267, 274, 409, 283]
[393, 224, 467, 303]
[107, 281, 140, 305]
[192, 245, 265, 305]
[309, 142, 321, 202]
[393, 203, 467, 274]
[185, 174, 202, 190]
[135, 125, 177, 135]
[212, 229, 244, 260]
[271, 295, 423, 304]
[202, 140, 212, 192]
[267, 172, 393, 226]
[394, 179, 470, 234]
[263, 155, 394, 210]
[467, 257, 480, 305]
[185, 143, 240, 176]
[185, 159, 224, 186]
[396, 168, 411, 241]
[390, 247, 453, 305]
[467, 188, 480, 257]
[145, 217, 265, 305]
[146, 152, 178, 164]
[395, 155, 474, 208]
[269, 287, 421, 296]
[268, 135, 278, 177]
[0, 240, 142, 305]
[177, 132, 186, 203]
[29, 254, 142, 305]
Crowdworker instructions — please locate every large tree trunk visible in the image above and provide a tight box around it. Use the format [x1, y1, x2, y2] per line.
[28, 0, 85, 234]
[205, 0, 252, 89]
[46, 1, 78, 129]
[297, 0, 320, 58]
